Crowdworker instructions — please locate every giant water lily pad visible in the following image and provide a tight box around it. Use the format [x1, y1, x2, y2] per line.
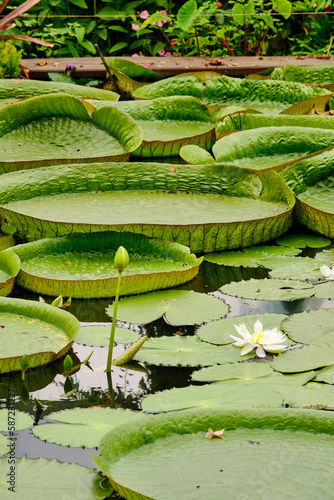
[270, 64, 334, 85]
[0, 297, 79, 373]
[0, 163, 295, 252]
[220, 278, 315, 301]
[106, 290, 229, 325]
[7, 231, 202, 298]
[0, 94, 143, 172]
[0, 251, 20, 297]
[88, 96, 216, 157]
[281, 149, 334, 237]
[33, 408, 142, 448]
[0, 78, 119, 101]
[212, 126, 334, 172]
[133, 74, 330, 113]
[141, 382, 283, 413]
[0, 456, 112, 499]
[93, 407, 334, 500]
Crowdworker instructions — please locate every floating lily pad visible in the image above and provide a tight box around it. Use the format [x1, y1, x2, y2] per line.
[266, 256, 330, 280]
[0, 163, 295, 253]
[133, 335, 243, 367]
[204, 244, 300, 267]
[0, 94, 143, 172]
[141, 382, 283, 413]
[33, 408, 141, 448]
[220, 278, 314, 301]
[283, 382, 334, 408]
[275, 233, 331, 248]
[132, 74, 330, 113]
[0, 251, 20, 297]
[314, 365, 334, 384]
[270, 345, 334, 373]
[282, 309, 334, 345]
[197, 313, 288, 345]
[8, 231, 202, 298]
[212, 127, 334, 172]
[106, 290, 228, 325]
[93, 407, 334, 500]
[192, 361, 275, 382]
[0, 456, 112, 500]
[0, 297, 79, 373]
[75, 324, 138, 347]
[270, 64, 334, 85]
[0, 409, 34, 431]
[0, 78, 119, 101]
[281, 149, 334, 237]
[89, 96, 216, 157]
[313, 281, 334, 300]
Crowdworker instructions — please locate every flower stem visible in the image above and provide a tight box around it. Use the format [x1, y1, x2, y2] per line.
[106, 270, 122, 372]
[158, 27, 181, 56]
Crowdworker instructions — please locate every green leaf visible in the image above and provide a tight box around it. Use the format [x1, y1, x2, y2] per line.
[266, 256, 331, 281]
[273, 0, 292, 19]
[270, 345, 334, 373]
[80, 40, 96, 54]
[33, 408, 141, 448]
[0, 409, 33, 431]
[315, 365, 334, 384]
[282, 309, 334, 346]
[313, 282, 334, 300]
[109, 41, 128, 53]
[221, 278, 314, 301]
[232, 1, 255, 26]
[204, 244, 300, 267]
[75, 324, 139, 347]
[106, 290, 229, 325]
[283, 382, 334, 408]
[276, 233, 331, 248]
[74, 25, 85, 43]
[0, 456, 112, 499]
[69, 0, 88, 8]
[193, 361, 275, 382]
[179, 145, 215, 164]
[177, 0, 199, 31]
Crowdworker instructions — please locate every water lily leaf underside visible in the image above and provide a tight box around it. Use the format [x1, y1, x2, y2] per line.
[8, 231, 202, 298]
[0, 94, 143, 172]
[0, 250, 20, 297]
[0, 297, 79, 373]
[0, 162, 295, 253]
[93, 408, 334, 500]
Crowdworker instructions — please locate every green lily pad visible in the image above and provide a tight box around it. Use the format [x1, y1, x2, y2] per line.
[75, 324, 138, 347]
[93, 407, 334, 500]
[0, 163, 295, 253]
[220, 278, 315, 301]
[275, 233, 331, 248]
[133, 335, 245, 367]
[314, 365, 334, 384]
[270, 64, 334, 85]
[179, 144, 215, 165]
[281, 149, 334, 238]
[204, 244, 300, 267]
[283, 382, 334, 408]
[0, 94, 143, 172]
[8, 231, 202, 298]
[106, 290, 229, 325]
[0, 410, 34, 431]
[197, 313, 288, 345]
[281, 309, 334, 345]
[33, 407, 141, 448]
[132, 74, 330, 113]
[0, 251, 20, 297]
[141, 382, 283, 413]
[106, 57, 163, 81]
[270, 345, 334, 373]
[266, 256, 331, 280]
[212, 127, 334, 172]
[192, 361, 275, 382]
[0, 296, 79, 373]
[0, 456, 112, 499]
[0, 223, 15, 252]
[89, 96, 216, 157]
[313, 281, 334, 299]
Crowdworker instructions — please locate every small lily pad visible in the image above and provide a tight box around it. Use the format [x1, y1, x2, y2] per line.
[276, 234, 331, 248]
[204, 245, 300, 267]
[141, 382, 283, 413]
[314, 365, 334, 384]
[270, 345, 334, 373]
[283, 382, 334, 408]
[133, 335, 244, 367]
[0, 410, 34, 431]
[0, 456, 112, 499]
[75, 324, 139, 347]
[281, 309, 334, 345]
[33, 408, 141, 448]
[106, 290, 229, 325]
[266, 256, 330, 280]
[192, 361, 274, 382]
[220, 278, 314, 301]
[197, 313, 288, 345]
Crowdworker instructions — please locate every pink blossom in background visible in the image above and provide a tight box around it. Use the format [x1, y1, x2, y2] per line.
[132, 53, 140, 57]
[158, 48, 166, 56]
[131, 23, 140, 30]
[160, 10, 168, 22]
[165, 51, 172, 56]
[139, 10, 149, 19]
[143, 63, 151, 68]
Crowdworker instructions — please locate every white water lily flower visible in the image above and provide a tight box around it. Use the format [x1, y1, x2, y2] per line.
[320, 265, 334, 280]
[230, 319, 287, 358]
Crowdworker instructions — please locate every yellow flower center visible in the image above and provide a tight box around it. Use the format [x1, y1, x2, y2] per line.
[251, 332, 266, 344]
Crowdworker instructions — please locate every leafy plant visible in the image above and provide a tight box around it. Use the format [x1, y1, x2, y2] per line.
[0, 40, 20, 78]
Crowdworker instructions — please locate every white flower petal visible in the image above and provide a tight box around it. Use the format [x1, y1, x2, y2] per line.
[264, 344, 287, 352]
[240, 343, 256, 356]
[320, 264, 331, 277]
[230, 335, 247, 346]
[256, 345, 266, 358]
[234, 323, 251, 340]
[254, 319, 263, 334]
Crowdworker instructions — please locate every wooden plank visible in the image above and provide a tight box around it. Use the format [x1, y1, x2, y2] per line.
[22, 55, 334, 80]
